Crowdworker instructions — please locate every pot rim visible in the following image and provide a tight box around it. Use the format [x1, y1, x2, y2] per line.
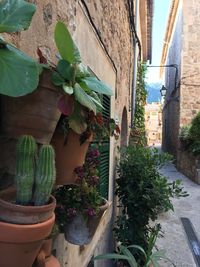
[0, 214, 55, 243]
[0, 193, 56, 214]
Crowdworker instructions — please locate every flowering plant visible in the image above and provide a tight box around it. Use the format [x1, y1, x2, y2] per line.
[54, 147, 103, 232]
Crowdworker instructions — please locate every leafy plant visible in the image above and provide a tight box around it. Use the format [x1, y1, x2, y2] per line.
[114, 146, 188, 251]
[94, 225, 174, 267]
[54, 147, 104, 232]
[0, 0, 43, 96]
[130, 63, 147, 146]
[52, 21, 114, 138]
[179, 112, 200, 155]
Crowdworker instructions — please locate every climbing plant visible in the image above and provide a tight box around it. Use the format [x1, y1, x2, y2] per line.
[130, 63, 147, 146]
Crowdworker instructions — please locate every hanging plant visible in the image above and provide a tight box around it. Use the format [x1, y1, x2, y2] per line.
[51, 22, 115, 141]
[0, 0, 43, 97]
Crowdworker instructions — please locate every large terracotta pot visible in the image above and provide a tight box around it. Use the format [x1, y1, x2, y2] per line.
[34, 239, 60, 267]
[51, 129, 92, 185]
[0, 187, 56, 224]
[64, 198, 109, 245]
[0, 214, 55, 267]
[0, 69, 62, 144]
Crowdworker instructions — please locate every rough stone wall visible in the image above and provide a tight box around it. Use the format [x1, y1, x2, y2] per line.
[180, 0, 200, 127]
[162, 9, 182, 157]
[0, 1, 134, 267]
[84, 0, 133, 122]
[177, 149, 200, 184]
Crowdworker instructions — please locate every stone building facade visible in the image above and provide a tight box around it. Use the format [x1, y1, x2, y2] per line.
[0, 1, 153, 266]
[161, 0, 200, 179]
[145, 102, 162, 146]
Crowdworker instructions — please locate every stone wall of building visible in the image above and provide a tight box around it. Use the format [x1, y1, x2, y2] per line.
[180, 0, 200, 126]
[0, 1, 134, 267]
[162, 7, 182, 157]
[177, 149, 200, 184]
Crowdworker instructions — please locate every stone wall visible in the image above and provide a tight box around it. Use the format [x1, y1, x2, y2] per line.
[180, 0, 200, 126]
[177, 149, 200, 184]
[0, 1, 134, 267]
[162, 7, 182, 157]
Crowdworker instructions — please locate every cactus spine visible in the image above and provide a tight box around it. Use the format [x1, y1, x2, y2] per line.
[34, 145, 56, 206]
[15, 135, 37, 205]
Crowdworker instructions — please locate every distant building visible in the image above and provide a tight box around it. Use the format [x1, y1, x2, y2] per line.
[145, 102, 162, 146]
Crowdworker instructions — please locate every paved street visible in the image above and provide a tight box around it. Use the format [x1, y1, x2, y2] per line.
[156, 162, 200, 267]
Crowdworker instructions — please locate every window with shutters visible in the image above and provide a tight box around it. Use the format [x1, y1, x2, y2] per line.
[91, 94, 110, 199]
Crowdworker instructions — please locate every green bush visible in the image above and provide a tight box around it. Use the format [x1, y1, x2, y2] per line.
[114, 146, 188, 252]
[179, 112, 200, 155]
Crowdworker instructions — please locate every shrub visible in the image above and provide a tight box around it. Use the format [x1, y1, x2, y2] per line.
[179, 112, 200, 155]
[114, 146, 188, 252]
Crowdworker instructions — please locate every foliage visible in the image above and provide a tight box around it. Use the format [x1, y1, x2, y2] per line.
[61, 112, 120, 145]
[52, 21, 114, 139]
[54, 147, 103, 232]
[179, 112, 200, 155]
[114, 146, 188, 251]
[130, 63, 147, 146]
[15, 135, 56, 206]
[0, 0, 43, 96]
[94, 225, 174, 267]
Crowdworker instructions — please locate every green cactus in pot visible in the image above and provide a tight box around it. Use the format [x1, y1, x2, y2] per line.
[15, 135, 56, 206]
[34, 145, 56, 206]
[15, 135, 37, 205]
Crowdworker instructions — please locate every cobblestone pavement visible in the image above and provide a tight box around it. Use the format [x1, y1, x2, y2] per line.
[155, 162, 200, 267]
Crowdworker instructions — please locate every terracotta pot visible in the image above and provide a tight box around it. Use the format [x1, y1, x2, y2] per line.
[34, 239, 60, 267]
[51, 129, 92, 185]
[0, 69, 62, 144]
[0, 187, 56, 224]
[64, 198, 109, 245]
[0, 214, 55, 267]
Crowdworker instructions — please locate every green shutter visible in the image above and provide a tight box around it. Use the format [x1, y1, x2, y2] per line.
[98, 95, 110, 199]
[98, 142, 110, 199]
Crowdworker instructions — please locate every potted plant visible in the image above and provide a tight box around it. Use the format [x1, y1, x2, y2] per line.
[0, 1, 62, 144]
[50, 21, 120, 184]
[54, 147, 109, 245]
[0, 135, 56, 267]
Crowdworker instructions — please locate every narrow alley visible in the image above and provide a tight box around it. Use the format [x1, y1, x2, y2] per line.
[156, 162, 200, 267]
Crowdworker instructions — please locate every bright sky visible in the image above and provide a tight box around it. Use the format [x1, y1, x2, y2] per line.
[146, 0, 172, 84]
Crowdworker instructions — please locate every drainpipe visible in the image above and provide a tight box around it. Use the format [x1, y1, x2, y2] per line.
[131, 0, 139, 128]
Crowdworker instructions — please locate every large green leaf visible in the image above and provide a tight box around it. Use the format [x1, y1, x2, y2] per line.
[94, 253, 130, 261]
[80, 76, 113, 96]
[68, 102, 87, 134]
[74, 83, 96, 113]
[56, 59, 74, 81]
[54, 21, 81, 63]
[0, 0, 36, 33]
[0, 44, 41, 96]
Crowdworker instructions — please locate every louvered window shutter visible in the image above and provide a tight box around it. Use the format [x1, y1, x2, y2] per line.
[98, 95, 110, 199]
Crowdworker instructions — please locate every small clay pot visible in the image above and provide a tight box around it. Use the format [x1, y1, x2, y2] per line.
[0, 214, 55, 267]
[51, 129, 93, 185]
[0, 187, 56, 224]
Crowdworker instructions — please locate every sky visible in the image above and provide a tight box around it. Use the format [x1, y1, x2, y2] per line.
[145, 0, 172, 84]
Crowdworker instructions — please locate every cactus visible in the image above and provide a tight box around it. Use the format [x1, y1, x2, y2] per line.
[34, 145, 56, 206]
[15, 135, 37, 205]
